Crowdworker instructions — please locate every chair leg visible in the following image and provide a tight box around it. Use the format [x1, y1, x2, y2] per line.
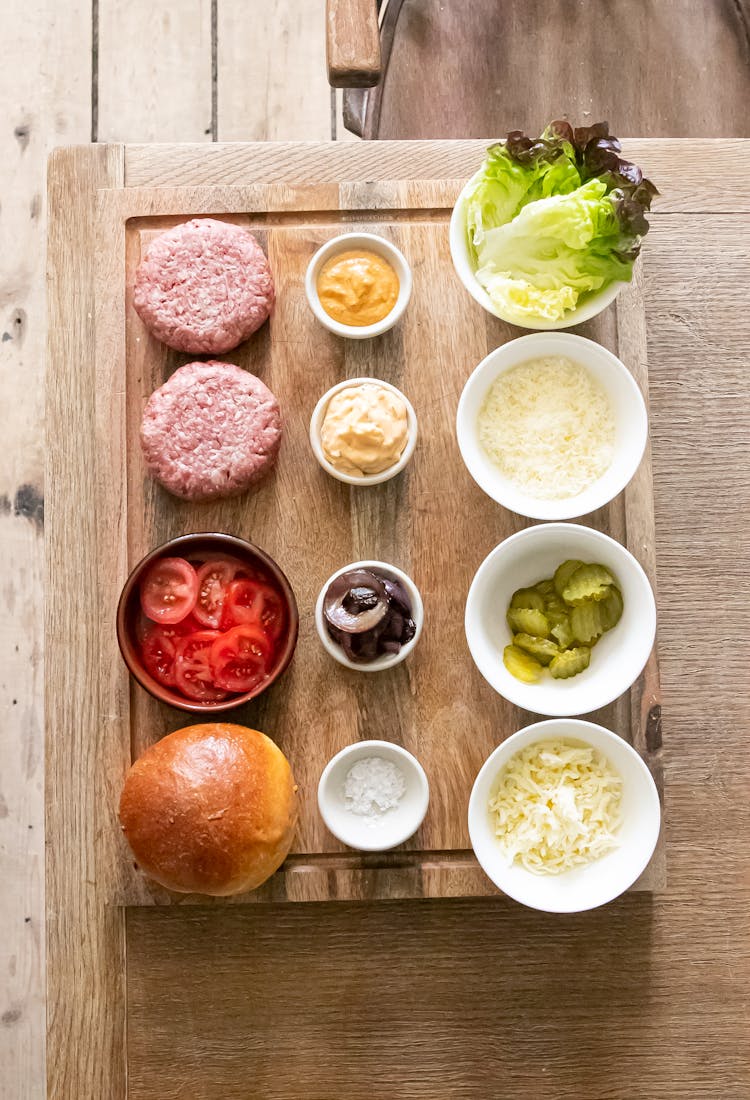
[342, 89, 369, 138]
[341, 0, 405, 139]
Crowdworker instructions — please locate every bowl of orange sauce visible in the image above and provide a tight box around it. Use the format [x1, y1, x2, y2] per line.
[305, 232, 412, 339]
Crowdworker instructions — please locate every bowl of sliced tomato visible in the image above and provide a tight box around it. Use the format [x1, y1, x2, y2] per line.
[116, 533, 299, 713]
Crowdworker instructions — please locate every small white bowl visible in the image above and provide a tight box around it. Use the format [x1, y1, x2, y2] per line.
[456, 331, 648, 521]
[305, 232, 413, 339]
[309, 377, 418, 486]
[449, 169, 626, 330]
[468, 718, 661, 912]
[318, 739, 430, 852]
[315, 560, 424, 672]
[465, 523, 656, 716]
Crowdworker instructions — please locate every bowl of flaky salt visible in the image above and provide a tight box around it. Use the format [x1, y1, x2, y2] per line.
[317, 740, 429, 851]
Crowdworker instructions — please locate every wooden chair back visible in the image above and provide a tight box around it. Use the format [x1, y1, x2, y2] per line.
[328, 0, 750, 139]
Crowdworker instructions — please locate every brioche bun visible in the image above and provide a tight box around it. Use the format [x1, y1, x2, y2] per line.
[119, 723, 297, 895]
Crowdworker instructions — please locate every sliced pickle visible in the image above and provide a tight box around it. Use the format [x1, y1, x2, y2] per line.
[510, 587, 546, 612]
[545, 606, 569, 628]
[533, 579, 556, 600]
[513, 633, 560, 666]
[600, 585, 624, 631]
[570, 600, 604, 645]
[506, 607, 549, 638]
[503, 644, 544, 683]
[550, 616, 575, 649]
[543, 593, 567, 617]
[553, 559, 585, 597]
[561, 563, 615, 604]
[549, 646, 591, 679]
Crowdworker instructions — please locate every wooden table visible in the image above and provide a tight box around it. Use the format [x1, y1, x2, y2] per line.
[47, 140, 750, 1100]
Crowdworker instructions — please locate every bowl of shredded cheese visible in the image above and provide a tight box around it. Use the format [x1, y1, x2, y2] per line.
[468, 718, 661, 912]
[456, 332, 647, 521]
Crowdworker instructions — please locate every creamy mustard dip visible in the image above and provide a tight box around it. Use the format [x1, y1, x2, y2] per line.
[321, 384, 409, 477]
[317, 250, 399, 327]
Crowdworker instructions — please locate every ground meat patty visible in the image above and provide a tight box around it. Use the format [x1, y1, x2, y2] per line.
[140, 361, 282, 501]
[133, 219, 275, 354]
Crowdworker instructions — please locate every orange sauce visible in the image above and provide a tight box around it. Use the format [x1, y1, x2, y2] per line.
[317, 250, 399, 327]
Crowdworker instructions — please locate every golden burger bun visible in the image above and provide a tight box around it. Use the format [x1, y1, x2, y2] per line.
[119, 723, 297, 896]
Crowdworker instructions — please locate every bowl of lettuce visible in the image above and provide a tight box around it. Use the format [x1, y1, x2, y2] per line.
[450, 121, 658, 329]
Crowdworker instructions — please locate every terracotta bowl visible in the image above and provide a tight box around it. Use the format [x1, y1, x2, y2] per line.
[116, 532, 299, 714]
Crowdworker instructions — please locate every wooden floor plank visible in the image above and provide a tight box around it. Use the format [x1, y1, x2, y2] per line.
[0, 3, 92, 1097]
[97, 0, 213, 141]
[217, 0, 331, 140]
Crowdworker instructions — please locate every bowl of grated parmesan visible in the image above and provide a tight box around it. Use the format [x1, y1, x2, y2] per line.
[456, 332, 648, 521]
[468, 718, 661, 912]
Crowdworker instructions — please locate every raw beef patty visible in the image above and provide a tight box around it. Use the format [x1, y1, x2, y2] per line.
[133, 219, 275, 354]
[140, 361, 282, 501]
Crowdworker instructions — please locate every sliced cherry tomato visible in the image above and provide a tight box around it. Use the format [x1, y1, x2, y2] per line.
[210, 625, 272, 694]
[225, 578, 286, 640]
[174, 631, 227, 702]
[193, 559, 240, 629]
[136, 612, 201, 646]
[140, 557, 198, 625]
[140, 625, 180, 688]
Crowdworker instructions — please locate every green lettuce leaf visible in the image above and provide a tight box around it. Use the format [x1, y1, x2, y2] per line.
[465, 141, 582, 252]
[474, 179, 637, 323]
[463, 120, 658, 322]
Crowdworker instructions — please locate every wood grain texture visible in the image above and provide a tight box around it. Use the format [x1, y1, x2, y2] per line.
[126, 888, 750, 1100]
[92, 177, 660, 905]
[0, 4, 92, 1097]
[124, 138, 750, 213]
[46, 143, 128, 1100]
[326, 0, 381, 88]
[218, 0, 331, 141]
[97, 0, 213, 142]
[359, 0, 750, 140]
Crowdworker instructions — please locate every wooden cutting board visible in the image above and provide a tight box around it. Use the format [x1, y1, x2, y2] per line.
[91, 176, 663, 905]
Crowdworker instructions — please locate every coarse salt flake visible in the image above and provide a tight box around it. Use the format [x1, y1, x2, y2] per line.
[343, 756, 406, 825]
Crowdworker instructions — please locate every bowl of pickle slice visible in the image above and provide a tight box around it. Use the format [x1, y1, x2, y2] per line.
[464, 523, 656, 716]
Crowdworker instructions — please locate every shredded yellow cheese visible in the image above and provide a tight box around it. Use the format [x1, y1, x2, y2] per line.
[489, 738, 622, 875]
[478, 356, 615, 499]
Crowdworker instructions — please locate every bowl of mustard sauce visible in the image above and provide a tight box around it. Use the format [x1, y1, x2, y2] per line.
[305, 232, 412, 339]
[309, 377, 418, 486]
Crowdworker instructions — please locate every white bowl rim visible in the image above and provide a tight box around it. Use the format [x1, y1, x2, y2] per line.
[455, 330, 648, 520]
[304, 231, 413, 339]
[467, 717, 662, 912]
[449, 168, 627, 329]
[464, 522, 657, 716]
[315, 559, 424, 672]
[317, 738, 430, 852]
[309, 376, 418, 486]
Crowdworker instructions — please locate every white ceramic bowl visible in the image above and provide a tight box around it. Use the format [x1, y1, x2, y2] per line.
[456, 331, 648, 520]
[449, 169, 626, 330]
[309, 377, 418, 486]
[465, 523, 656, 716]
[318, 739, 429, 852]
[468, 718, 661, 912]
[315, 560, 424, 672]
[305, 232, 413, 339]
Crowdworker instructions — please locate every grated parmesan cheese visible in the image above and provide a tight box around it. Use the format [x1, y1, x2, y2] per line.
[489, 738, 622, 875]
[478, 356, 615, 499]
